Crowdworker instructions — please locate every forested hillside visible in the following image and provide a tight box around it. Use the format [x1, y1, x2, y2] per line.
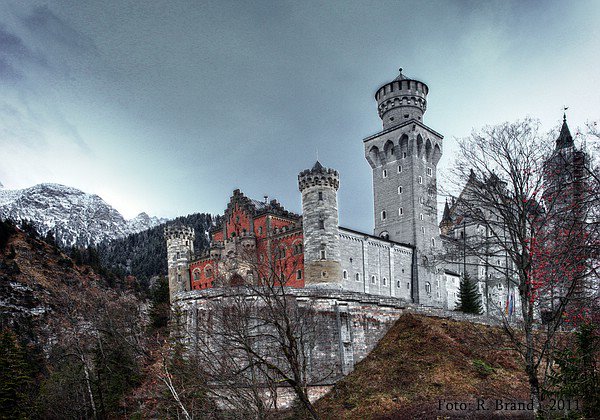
[96, 213, 217, 280]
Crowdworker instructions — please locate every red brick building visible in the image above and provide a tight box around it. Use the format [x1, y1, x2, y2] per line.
[188, 189, 305, 290]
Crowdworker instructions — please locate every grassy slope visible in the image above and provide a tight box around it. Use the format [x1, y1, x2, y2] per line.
[316, 313, 530, 419]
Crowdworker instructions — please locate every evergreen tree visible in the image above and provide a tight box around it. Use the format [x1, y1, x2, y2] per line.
[456, 274, 483, 314]
[545, 322, 599, 417]
[149, 276, 170, 331]
[0, 330, 35, 419]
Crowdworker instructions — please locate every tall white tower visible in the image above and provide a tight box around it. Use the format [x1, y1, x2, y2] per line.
[298, 161, 342, 286]
[164, 225, 195, 302]
[364, 69, 443, 254]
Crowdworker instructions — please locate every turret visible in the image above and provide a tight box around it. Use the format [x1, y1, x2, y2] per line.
[164, 225, 195, 302]
[375, 68, 429, 129]
[298, 161, 342, 286]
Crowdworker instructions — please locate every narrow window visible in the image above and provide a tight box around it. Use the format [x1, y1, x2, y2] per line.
[320, 249, 326, 259]
[398, 186, 403, 194]
[406, 282, 410, 289]
[425, 282, 431, 293]
[382, 169, 388, 178]
[297, 270, 302, 280]
[355, 273, 360, 281]
[397, 280, 401, 288]
[420, 213, 424, 221]
[371, 275, 376, 284]
[418, 176, 423, 184]
[399, 207, 403, 215]
[319, 219, 325, 229]
[318, 191, 323, 201]
[403, 151, 407, 159]
[431, 237, 435, 247]
[381, 210, 387, 220]
[427, 167, 433, 176]
[419, 196, 424, 205]
[382, 277, 387, 286]
[421, 226, 425, 233]
[258, 226, 263, 235]
[343, 270, 348, 279]
[397, 165, 402, 173]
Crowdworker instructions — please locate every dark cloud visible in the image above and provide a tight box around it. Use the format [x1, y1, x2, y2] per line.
[21, 5, 97, 54]
[0, 57, 22, 81]
[0, 25, 48, 80]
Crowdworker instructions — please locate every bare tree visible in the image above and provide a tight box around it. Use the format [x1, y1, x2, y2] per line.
[172, 234, 326, 419]
[444, 118, 599, 415]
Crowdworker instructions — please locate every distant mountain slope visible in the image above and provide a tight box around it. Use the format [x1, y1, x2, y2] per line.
[316, 314, 529, 419]
[0, 183, 167, 247]
[97, 212, 218, 280]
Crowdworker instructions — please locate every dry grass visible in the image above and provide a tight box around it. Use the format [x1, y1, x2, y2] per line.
[315, 314, 531, 419]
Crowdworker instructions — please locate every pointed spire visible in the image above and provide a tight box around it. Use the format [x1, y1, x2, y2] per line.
[312, 160, 325, 172]
[442, 199, 452, 223]
[556, 113, 574, 150]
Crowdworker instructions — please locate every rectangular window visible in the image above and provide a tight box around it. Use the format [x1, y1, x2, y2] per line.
[418, 176, 423, 184]
[320, 250, 326, 259]
[297, 270, 302, 280]
[319, 219, 325, 229]
[398, 165, 402, 173]
[427, 167, 433, 176]
[318, 191, 323, 201]
[382, 169, 388, 178]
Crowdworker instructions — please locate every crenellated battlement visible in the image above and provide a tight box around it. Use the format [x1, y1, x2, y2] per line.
[298, 161, 340, 192]
[164, 225, 195, 241]
[375, 69, 428, 129]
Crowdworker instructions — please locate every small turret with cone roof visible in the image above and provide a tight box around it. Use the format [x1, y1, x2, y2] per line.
[374, 68, 429, 129]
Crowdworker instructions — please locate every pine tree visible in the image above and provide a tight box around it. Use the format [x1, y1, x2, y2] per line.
[0, 330, 35, 419]
[456, 274, 483, 314]
[545, 322, 599, 417]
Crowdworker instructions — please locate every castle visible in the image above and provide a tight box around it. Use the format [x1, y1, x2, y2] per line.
[165, 69, 582, 317]
[163, 70, 588, 402]
[165, 69, 466, 310]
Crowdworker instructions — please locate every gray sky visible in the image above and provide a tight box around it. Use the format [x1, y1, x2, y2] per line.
[1, 0, 599, 233]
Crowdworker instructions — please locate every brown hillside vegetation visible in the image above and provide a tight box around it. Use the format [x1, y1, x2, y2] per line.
[316, 313, 531, 420]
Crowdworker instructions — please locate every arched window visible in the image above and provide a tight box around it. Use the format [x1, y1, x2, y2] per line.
[355, 273, 360, 282]
[381, 210, 387, 220]
[398, 186, 403, 194]
[371, 275, 376, 284]
[399, 207, 403, 215]
[343, 270, 348, 279]
[382, 169, 388, 178]
[193, 270, 200, 281]
[205, 267, 213, 278]
[425, 282, 431, 294]
[420, 213, 424, 221]
[382, 277, 387, 286]
[380, 231, 389, 240]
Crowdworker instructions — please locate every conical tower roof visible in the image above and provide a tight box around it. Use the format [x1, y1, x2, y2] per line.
[556, 114, 574, 150]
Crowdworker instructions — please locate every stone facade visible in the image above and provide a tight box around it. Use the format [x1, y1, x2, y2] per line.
[298, 162, 342, 286]
[165, 225, 195, 302]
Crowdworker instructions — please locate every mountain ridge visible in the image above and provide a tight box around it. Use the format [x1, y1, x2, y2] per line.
[0, 183, 168, 247]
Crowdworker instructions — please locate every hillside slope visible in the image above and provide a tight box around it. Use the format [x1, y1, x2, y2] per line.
[316, 313, 530, 419]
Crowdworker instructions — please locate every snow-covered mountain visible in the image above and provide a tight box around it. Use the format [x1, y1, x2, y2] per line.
[0, 183, 168, 247]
